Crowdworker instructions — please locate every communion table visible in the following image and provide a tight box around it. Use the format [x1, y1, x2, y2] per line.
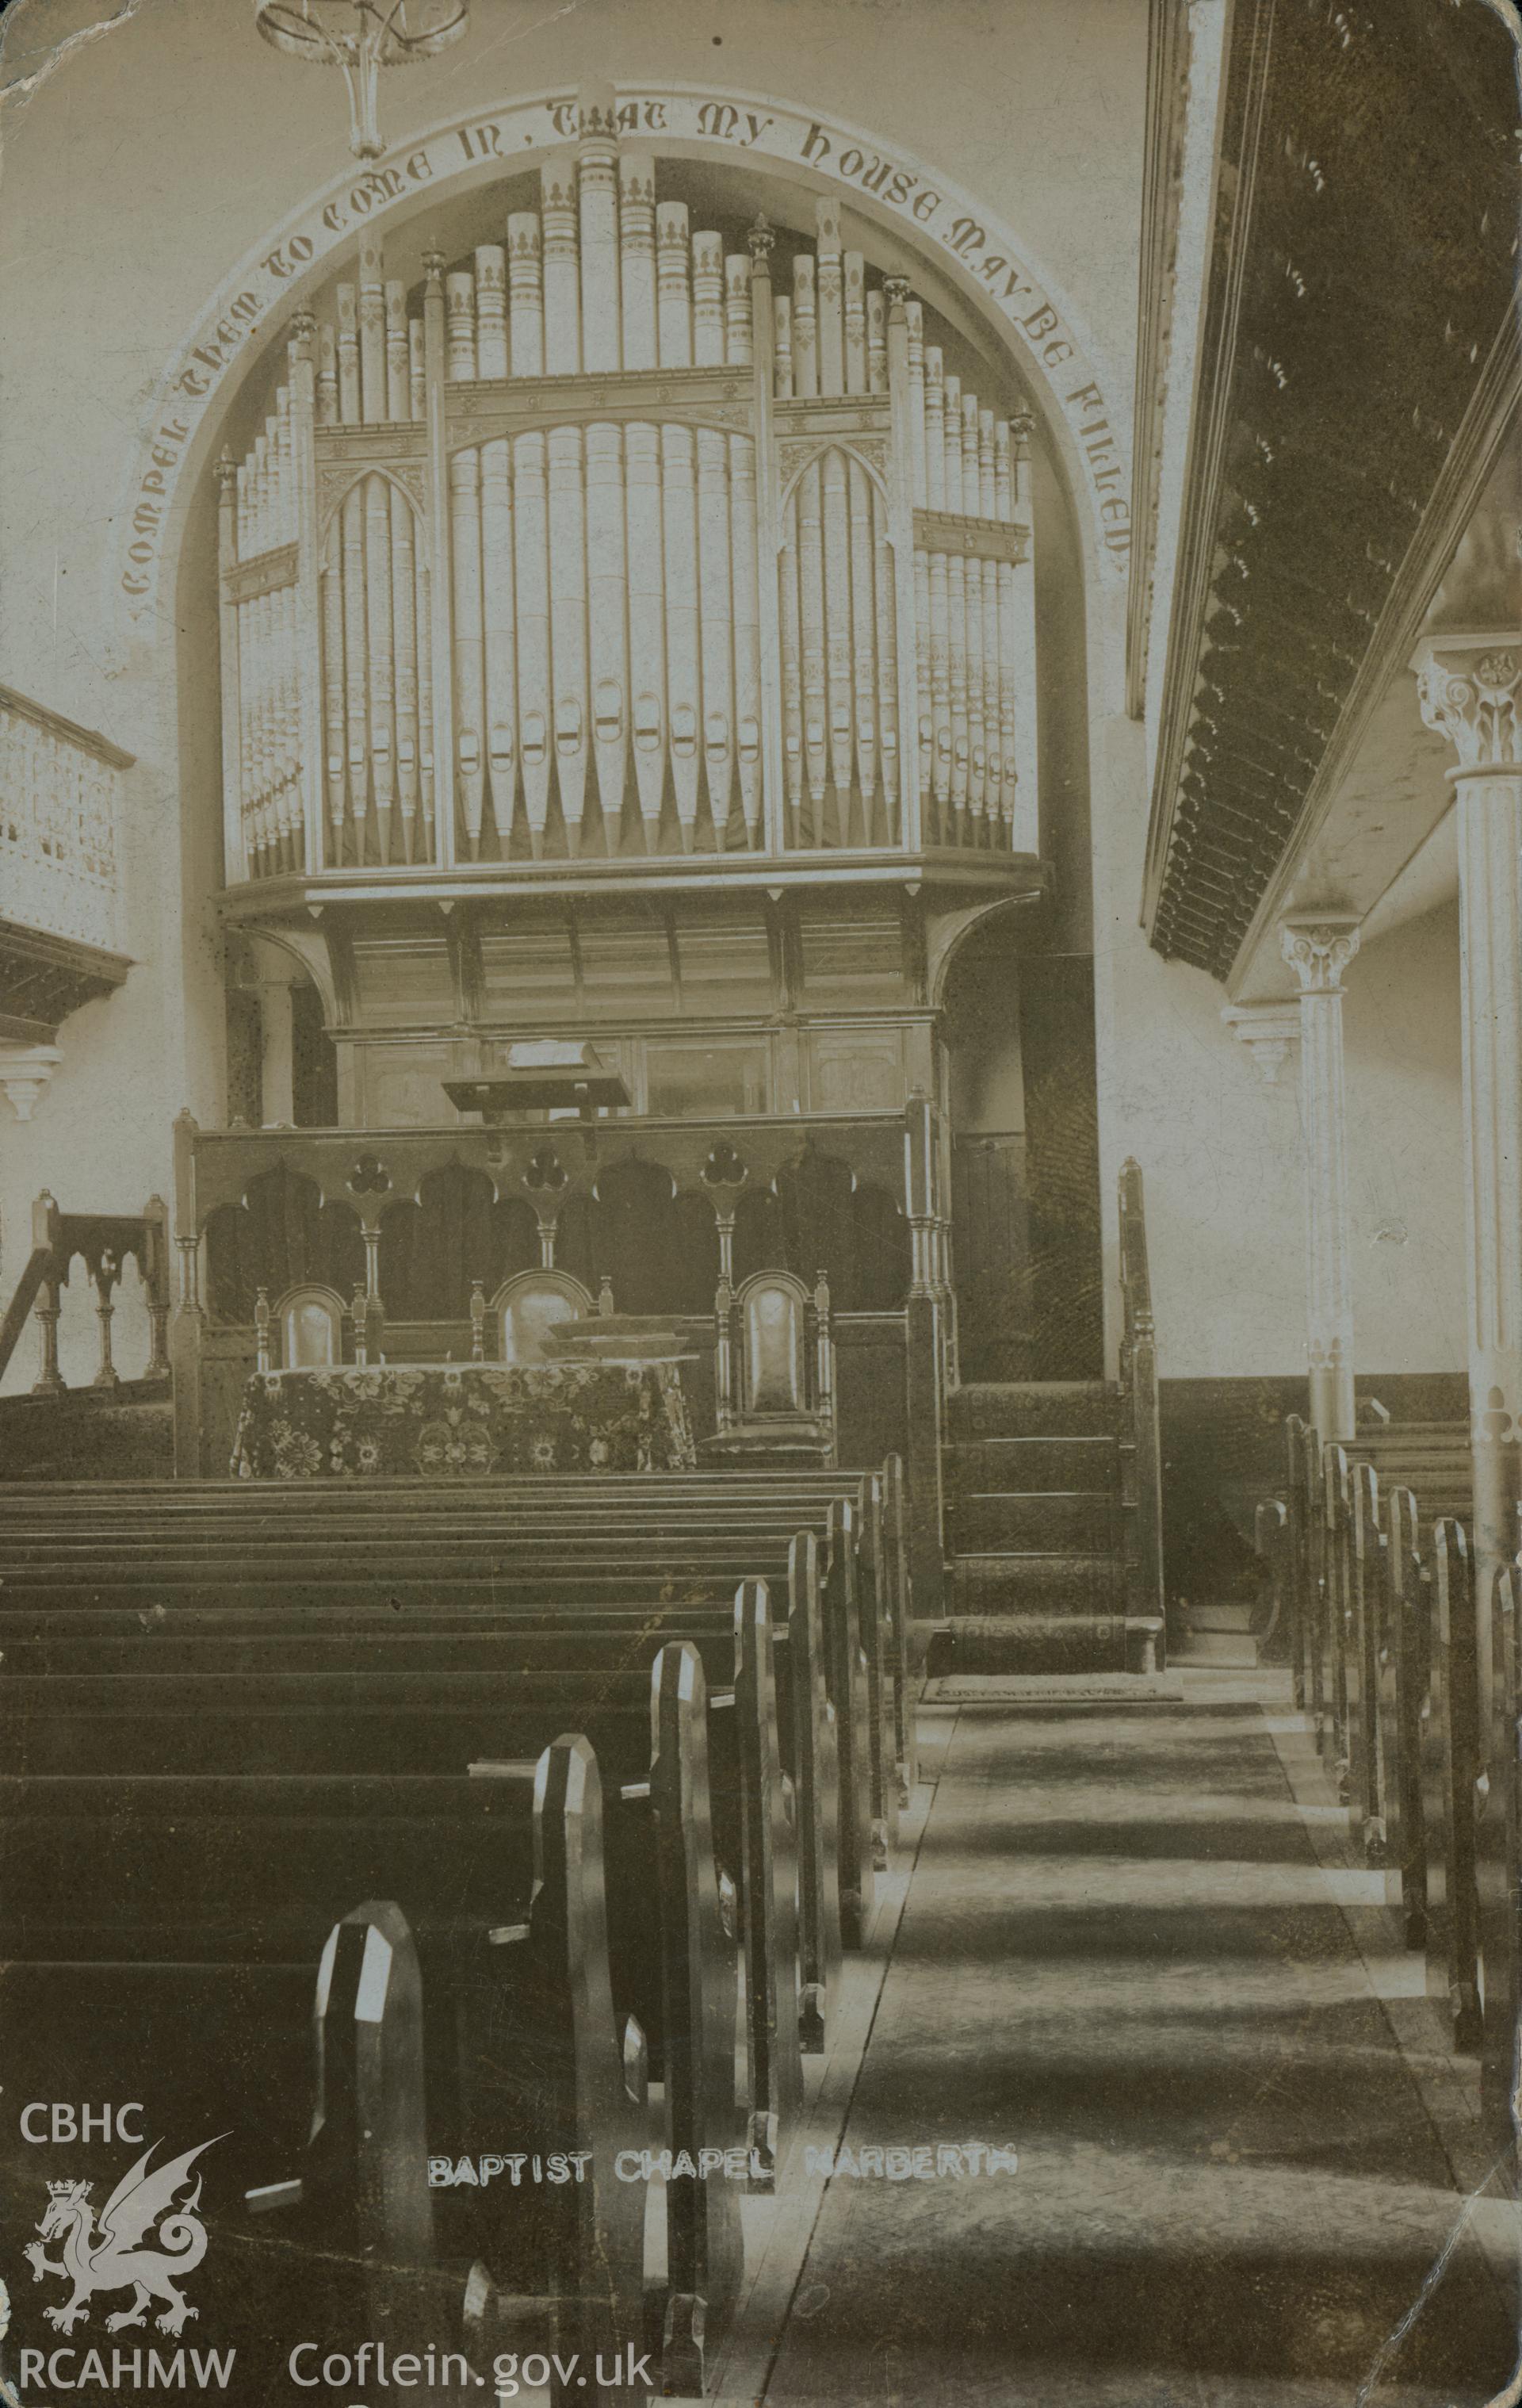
[228, 1358, 695, 1480]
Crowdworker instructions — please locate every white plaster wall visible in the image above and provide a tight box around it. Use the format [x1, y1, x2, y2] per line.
[1091, 709, 1309, 1380]
[0, 0, 1147, 1352]
[1343, 900, 1466, 1376]
[1091, 719, 1467, 1383]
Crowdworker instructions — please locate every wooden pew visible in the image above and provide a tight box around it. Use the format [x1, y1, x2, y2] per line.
[0, 1659, 749, 2398]
[1376, 1486, 1428, 1950]
[0, 1463, 912, 1828]
[1477, 1563, 1522, 2175]
[0, 1732, 656, 2402]
[0, 1492, 888, 1978]
[1342, 1460, 1386, 1864]
[0, 1526, 849, 2038]
[1321, 1444, 1353, 1795]
[0, 1588, 809, 2182]
[1284, 1416, 1324, 1734]
[1318, 1431, 1472, 1856]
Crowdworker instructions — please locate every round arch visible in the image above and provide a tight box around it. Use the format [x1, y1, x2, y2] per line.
[115, 79, 1129, 642]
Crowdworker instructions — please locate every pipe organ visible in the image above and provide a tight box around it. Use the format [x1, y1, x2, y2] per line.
[216, 86, 1038, 883]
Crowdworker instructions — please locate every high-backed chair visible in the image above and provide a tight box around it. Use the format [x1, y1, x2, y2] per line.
[254, 1282, 350, 1372]
[706, 1269, 836, 1463]
[487, 1269, 596, 1367]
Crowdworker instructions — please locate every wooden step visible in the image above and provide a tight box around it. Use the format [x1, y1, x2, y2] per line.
[949, 1553, 1126, 1609]
[946, 1383, 1119, 1440]
[927, 1614, 1134, 1677]
[945, 1435, 1119, 1495]
[950, 1491, 1120, 1554]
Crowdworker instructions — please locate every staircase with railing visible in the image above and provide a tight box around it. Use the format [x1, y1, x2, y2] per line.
[931, 1157, 1167, 1682]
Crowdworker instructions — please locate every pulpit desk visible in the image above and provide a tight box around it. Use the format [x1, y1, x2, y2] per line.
[228, 1358, 696, 1480]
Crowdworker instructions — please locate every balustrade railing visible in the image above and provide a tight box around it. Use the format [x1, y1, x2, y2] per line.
[1, 687, 130, 952]
[0, 1190, 171, 1397]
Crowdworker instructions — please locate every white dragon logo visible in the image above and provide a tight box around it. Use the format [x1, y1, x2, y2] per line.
[24, 2138, 223, 2337]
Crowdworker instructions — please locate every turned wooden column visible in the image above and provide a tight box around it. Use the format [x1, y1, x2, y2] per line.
[1416, 635, 1522, 1656]
[1280, 916, 1361, 1444]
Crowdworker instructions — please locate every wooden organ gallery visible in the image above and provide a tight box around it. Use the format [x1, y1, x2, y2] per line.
[218, 93, 1039, 880]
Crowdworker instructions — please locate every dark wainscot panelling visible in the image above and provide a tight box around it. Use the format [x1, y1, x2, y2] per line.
[1160, 1372, 1470, 1606]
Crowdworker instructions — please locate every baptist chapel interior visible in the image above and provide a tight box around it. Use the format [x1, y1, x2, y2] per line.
[2, 0, 1521, 2398]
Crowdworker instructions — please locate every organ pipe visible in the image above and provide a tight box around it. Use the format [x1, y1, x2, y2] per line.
[586, 419, 629, 829]
[218, 93, 1042, 882]
[620, 422, 662, 848]
[390, 480, 421, 859]
[480, 435, 516, 848]
[385, 281, 410, 419]
[359, 238, 386, 422]
[577, 84, 620, 371]
[548, 422, 590, 852]
[618, 151, 656, 368]
[364, 470, 396, 861]
[514, 429, 553, 856]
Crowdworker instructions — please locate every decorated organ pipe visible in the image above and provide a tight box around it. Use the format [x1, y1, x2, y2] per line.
[386, 281, 410, 418]
[359, 239, 386, 421]
[548, 420, 590, 852]
[618, 150, 657, 367]
[625, 419, 666, 850]
[390, 474, 421, 861]
[1004, 414, 1040, 853]
[942, 371, 969, 823]
[480, 432, 516, 854]
[961, 390, 986, 829]
[577, 85, 620, 371]
[845, 252, 879, 834]
[658, 201, 702, 848]
[774, 293, 805, 836]
[514, 427, 553, 856]
[216, 90, 1042, 879]
[586, 419, 629, 828]
[727, 251, 763, 848]
[693, 231, 735, 838]
[869, 288, 901, 840]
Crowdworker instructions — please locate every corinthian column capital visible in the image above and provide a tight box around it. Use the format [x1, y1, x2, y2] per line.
[1413, 634, 1522, 775]
[1279, 916, 1360, 996]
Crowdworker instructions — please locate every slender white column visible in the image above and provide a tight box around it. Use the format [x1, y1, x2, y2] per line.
[1415, 634, 1522, 1629]
[1280, 917, 1361, 1442]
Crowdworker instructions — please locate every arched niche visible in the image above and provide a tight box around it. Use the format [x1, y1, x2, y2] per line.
[205, 1161, 365, 1323]
[132, 86, 1125, 633]
[732, 1146, 909, 1310]
[160, 117, 1093, 876]
[376, 1159, 539, 1319]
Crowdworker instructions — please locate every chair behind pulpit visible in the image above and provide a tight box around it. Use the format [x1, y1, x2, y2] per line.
[482, 1269, 598, 1366]
[254, 1283, 352, 1371]
[707, 1269, 836, 1464]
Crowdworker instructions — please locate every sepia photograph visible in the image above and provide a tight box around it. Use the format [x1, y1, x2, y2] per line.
[1, 0, 1520, 2399]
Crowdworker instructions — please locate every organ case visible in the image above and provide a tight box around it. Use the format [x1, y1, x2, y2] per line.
[216, 87, 1039, 884]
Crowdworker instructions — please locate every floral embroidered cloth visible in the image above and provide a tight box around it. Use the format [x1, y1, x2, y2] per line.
[229, 1360, 696, 1480]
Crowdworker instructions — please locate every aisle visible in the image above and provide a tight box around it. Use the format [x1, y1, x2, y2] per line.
[763, 1687, 1518, 2407]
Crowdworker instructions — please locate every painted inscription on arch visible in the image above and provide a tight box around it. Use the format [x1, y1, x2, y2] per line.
[119, 87, 1129, 612]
